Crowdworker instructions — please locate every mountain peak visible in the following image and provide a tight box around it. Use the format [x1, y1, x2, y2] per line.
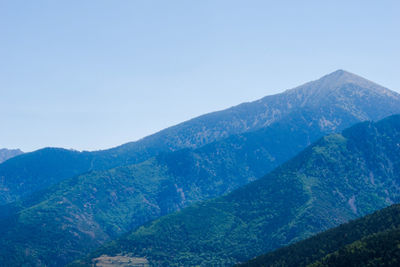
[324, 69, 350, 77]
[318, 69, 373, 86]
[287, 69, 397, 99]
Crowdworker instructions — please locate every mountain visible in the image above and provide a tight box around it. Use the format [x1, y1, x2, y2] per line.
[0, 148, 23, 163]
[1, 70, 400, 205]
[73, 115, 400, 266]
[0, 110, 332, 266]
[1, 70, 400, 266]
[239, 204, 400, 267]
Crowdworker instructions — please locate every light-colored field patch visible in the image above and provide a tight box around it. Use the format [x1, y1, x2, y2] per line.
[93, 255, 149, 267]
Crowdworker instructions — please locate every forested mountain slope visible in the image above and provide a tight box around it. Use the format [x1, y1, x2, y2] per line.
[74, 115, 400, 266]
[240, 204, 400, 267]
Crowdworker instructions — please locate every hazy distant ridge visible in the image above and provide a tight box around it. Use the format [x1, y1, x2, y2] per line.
[0, 148, 23, 164]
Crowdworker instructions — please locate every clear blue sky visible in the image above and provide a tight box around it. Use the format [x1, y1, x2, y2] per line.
[1, 0, 399, 152]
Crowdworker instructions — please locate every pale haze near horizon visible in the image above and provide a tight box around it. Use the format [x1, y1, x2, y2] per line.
[0, 0, 399, 152]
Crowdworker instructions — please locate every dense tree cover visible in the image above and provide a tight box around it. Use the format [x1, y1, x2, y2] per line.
[241, 204, 400, 267]
[73, 115, 400, 266]
[311, 228, 400, 266]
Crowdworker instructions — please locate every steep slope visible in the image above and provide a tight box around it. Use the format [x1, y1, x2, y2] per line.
[0, 148, 23, 163]
[240, 204, 400, 267]
[74, 115, 400, 266]
[2, 70, 400, 204]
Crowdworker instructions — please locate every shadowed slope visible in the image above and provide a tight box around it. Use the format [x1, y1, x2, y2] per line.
[240, 204, 400, 267]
